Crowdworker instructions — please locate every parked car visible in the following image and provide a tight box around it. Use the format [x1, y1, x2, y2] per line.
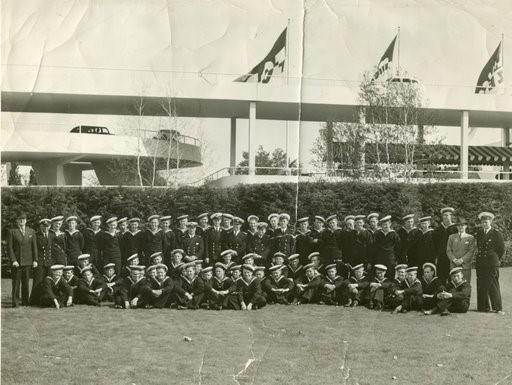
[154, 129, 181, 141]
[70, 125, 112, 135]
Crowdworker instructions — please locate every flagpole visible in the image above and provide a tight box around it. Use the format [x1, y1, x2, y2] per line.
[285, 19, 290, 172]
[397, 26, 401, 76]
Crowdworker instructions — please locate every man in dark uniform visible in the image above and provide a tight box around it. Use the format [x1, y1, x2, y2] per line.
[121, 218, 143, 266]
[32, 218, 54, 291]
[475, 212, 505, 315]
[7, 212, 38, 307]
[392, 266, 423, 313]
[141, 215, 165, 266]
[341, 215, 355, 259]
[76, 267, 107, 306]
[210, 262, 234, 310]
[117, 217, 128, 236]
[266, 213, 280, 239]
[96, 217, 123, 276]
[115, 265, 148, 309]
[30, 264, 73, 308]
[295, 263, 324, 304]
[175, 215, 189, 248]
[432, 207, 457, 284]
[248, 222, 271, 265]
[196, 213, 210, 237]
[160, 216, 176, 266]
[349, 215, 373, 269]
[286, 253, 304, 282]
[295, 217, 313, 266]
[372, 215, 401, 278]
[229, 264, 266, 310]
[397, 214, 421, 265]
[367, 264, 393, 310]
[321, 264, 345, 305]
[222, 217, 248, 260]
[415, 216, 436, 276]
[424, 267, 471, 316]
[174, 262, 205, 309]
[221, 213, 233, 231]
[419, 262, 443, 310]
[345, 264, 369, 307]
[263, 265, 294, 304]
[246, 215, 259, 244]
[306, 216, 322, 255]
[366, 213, 380, 234]
[205, 213, 224, 264]
[143, 264, 175, 308]
[83, 215, 102, 266]
[272, 214, 296, 258]
[319, 215, 343, 267]
[181, 222, 205, 261]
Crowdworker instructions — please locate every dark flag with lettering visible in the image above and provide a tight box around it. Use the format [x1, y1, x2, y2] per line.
[475, 41, 504, 94]
[234, 28, 287, 84]
[372, 35, 397, 81]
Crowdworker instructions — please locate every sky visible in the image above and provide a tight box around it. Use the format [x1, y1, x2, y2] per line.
[2, 0, 511, 183]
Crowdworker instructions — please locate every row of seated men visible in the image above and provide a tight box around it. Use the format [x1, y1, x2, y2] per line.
[30, 249, 471, 316]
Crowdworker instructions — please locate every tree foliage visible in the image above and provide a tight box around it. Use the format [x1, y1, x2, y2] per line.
[236, 146, 296, 175]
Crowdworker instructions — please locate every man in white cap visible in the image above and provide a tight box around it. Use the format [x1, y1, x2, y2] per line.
[248, 222, 271, 264]
[295, 263, 324, 305]
[115, 265, 148, 309]
[446, 217, 476, 283]
[83, 215, 102, 266]
[392, 266, 423, 314]
[266, 213, 280, 239]
[372, 216, 400, 278]
[175, 215, 189, 246]
[475, 212, 505, 314]
[272, 214, 296, 258]
[205, 213, 224, 264]
[419, 262, 443, 310]
[32, 218, 53, 293]
[121, 218, 143, 267]
[64, 216, 84, 266]
[415, 216, 436, 276]
[321, 264, 345, 306]
[309, 216, 325, 253]
[50, 216, 67, 265]
[159, 216, 176, 267]
[196, 213, 210, 237]
[30, 264, 73, 308]
[348, 215, 373, 269]
[96, 217, 122, 276]
[432, 207, 457, 284]
[424, 267, 471, 316]
[367, 264, 393, 310]
[295, 217, 313, 266]
[222, 217, 248, 260]
[396, 214, 421, 266]
[319, 215, 343, 267]
[76, 266, 107, 306]
[263, 265, 294, 304]
[246, 215, 259, 240]
[142, 215, 165, 267]
[182, 222, 205, 261]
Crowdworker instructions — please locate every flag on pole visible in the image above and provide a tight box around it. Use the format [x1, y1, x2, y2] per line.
[234, 27, 287, 83]
[475, 41, 504, 94]
[372, 35, 397, 81]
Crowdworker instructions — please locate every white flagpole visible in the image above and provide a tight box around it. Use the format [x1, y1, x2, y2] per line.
[285, 19, 290, 171]
[397, 26, 401, 76]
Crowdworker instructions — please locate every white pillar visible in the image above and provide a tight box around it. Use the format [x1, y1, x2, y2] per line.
[230, 118, 236, 175]
[460, 110, 469, 180]
[502, 127, 511, 146]
[248, 102, 256, 176]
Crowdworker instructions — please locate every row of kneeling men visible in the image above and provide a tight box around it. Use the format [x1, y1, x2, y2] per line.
[30, 259, 471, 316]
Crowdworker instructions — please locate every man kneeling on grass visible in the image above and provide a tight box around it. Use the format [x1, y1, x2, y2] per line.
[424, 267, 471, 316]
[229, 264, 266, 310]
[31, 265, 73, 309]
[115, 265, 147, 309]
[392, 266, 423, 314]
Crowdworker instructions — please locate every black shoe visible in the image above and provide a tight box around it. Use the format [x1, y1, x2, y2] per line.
[367, 301, 374, 309]
[440, 309, 450, 316]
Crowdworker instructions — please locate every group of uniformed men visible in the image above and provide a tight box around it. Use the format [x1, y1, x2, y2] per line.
[6, 207, 506, 315]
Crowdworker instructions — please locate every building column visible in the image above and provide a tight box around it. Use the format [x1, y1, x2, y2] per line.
[229, 118, 237, 175]
[460, 110, 469, 180]
[248, 102, 257, 176]
[502, 127, 511, 180]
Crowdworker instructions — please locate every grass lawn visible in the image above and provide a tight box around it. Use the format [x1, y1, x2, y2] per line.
[2, 270, 512, 385]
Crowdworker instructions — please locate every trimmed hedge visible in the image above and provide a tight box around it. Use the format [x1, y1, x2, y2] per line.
[2, 182, 512, 264]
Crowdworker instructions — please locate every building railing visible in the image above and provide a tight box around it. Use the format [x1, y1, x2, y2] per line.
[189, 166, 512, 186]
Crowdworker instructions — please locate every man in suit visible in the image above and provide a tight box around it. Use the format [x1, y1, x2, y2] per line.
[32, 218, 54, 291]
[446, 218, 476, 283]
[475, 212, 505, 315]
[7, 212, 38, 307]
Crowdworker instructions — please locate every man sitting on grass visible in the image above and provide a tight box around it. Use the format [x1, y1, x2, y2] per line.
[208, 263, 233, 310]
[115, 265, 147, 309]
[173, 262, 205, 310]
[367, 264, 393, 310]
[229, 264, 266, 310]
[345, 264, 369, 307]
[76, 267, 107, 306]
[420, 262, 443, 310]
[392, 266, 423, 314]
[31, 265, 73, 309]
[143, 264, 175, 309]
[321, 264, 345, 306]
[263, 265, 293, 304]
[101, 263, 120, 302]
[295, 263, 324, 305]
[75, 254, 100, 278]
[424, 267, 471, 316]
